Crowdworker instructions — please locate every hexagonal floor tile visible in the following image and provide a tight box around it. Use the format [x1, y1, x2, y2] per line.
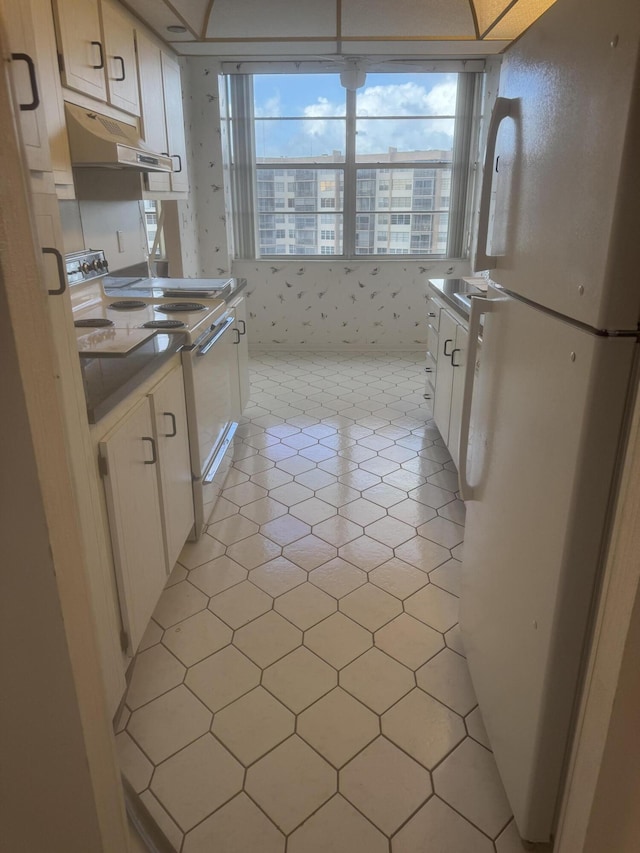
[408, 483, 455, 510]
[188, 555, 247, 597]
[288, 795, 388, 853]
[283, 534, 337, 570]
[207, 514, 259, 546]
[260, 514, 311, 546]
[151, 734, 244, 831]
[340, 648, 414, 714]
[308, 558, 367, 599]
[339, 583, 402, 631]
[178, 533, 226, 570]
[262, 646, 337, 713]
[268, 482, 315, 507]
[387, 498, 437, 527]
[162, 610, 231, 667]
[338, 537, 394, 572]
[233, 611, 302, 668]
[182, 793, 285, 853]
[239, 496, 288, 525]
[375, 613, 444, 670]
[338, 497, 387, 526]
[466, 706, 491, 750]
[429, 558, 462, 597]
[368, 558, 431, 600]
[212, 687, 295, 766]
[152, 581, 209, 629]
[361, 483, 406, 509]
[127, 685, 212, 764]
[340, 736, 432, 835]
[445, 623, 465, 656]
[418, 516, 465, 549]
[208, 581, 272, 629]
[381, 689, 465, 769]
[126, 643, 186, 711]
[115, 731, 153, 794]
[226, 533, 282, 570]
[305, 612, 372, 669]
[249, 557, 307, 596]
[274, 583, 336, 630]
[313, 516, 363, 548]
[416, 648, 477, 715]
[365, 516, 416, 548]
[289, 497, 337, 525]
[245, 736, 336, 834]
[433, 738, 511, 837]
[298, 688, 379, 768]
[404, 584, 459, 632]
[315, 483, 360, 508]
[392, 796, 495, 853]
[393, 536, 450, 574]
[185, 646, 260, 712]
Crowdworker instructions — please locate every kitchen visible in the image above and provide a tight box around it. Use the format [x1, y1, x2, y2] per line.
[1, 0, 640, 851]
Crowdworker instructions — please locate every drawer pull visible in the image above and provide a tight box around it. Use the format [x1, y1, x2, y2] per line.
[443, 338, 454, 357]
[164, 412, 177, 438]
[11, 53, 40, 110]
[142, 436, 157, 464]
[451, 348, 461, 367]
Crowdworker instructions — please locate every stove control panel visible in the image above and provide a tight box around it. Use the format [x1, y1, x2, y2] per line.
[65, 249, 109, 286]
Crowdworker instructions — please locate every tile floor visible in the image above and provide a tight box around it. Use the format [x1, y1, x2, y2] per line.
[116, 352, 529, 853]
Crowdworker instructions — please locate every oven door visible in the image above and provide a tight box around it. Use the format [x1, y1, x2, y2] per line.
[182, 311, 236, 480]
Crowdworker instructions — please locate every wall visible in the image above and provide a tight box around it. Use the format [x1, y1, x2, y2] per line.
[178, 57, 506, 350]
[59, 198, 149, 270]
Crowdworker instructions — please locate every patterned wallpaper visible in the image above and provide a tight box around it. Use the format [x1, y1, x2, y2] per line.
[232, 259, 469, 351]
[179, 58, 473, 350]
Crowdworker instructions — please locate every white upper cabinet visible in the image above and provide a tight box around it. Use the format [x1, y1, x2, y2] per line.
[54, 0, 140, 116]
[161, 53, 189, 193]
[100, 0, 139, 115]
[137, 29, 170, 192]
[0, 0, 52, 172]
[53, 0, 107, 102]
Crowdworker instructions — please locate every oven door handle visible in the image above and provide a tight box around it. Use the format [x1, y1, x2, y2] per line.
[197, 315, 234, 357]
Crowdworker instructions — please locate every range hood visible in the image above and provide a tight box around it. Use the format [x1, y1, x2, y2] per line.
[65, 103, 173, 172]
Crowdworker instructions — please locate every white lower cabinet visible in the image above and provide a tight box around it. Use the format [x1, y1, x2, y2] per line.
[99, 365, 194, 654]
[149, 365, 194, 569]
[431, 303, 470, 469]
[232, 295, 250, 417]
[100, 396, 167, 655]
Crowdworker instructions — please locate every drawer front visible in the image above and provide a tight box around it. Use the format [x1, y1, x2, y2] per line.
[426, 296, 441, 331]
[426, 323, 439, 362]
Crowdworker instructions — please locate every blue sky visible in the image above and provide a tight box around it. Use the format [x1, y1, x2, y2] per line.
[253, 72, 457, 160]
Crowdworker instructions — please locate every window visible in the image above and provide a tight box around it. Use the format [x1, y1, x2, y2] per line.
[228, 69, 477, 258]
[143, 200, 164, 258]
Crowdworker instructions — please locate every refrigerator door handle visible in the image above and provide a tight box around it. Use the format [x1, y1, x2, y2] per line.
[458, 295, 499, 501]
[474, 97, 515, 272]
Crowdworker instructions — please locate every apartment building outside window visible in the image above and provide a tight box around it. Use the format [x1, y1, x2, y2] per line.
[227, 68, 478, 259]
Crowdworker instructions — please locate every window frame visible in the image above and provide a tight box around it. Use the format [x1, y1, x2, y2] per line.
[227, 66, 480, 261]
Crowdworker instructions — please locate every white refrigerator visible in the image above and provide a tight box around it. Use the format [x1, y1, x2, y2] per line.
[459, 0, 640, 842]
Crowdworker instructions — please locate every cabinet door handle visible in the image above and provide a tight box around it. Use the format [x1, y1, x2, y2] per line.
[450, 348, 461, 367]
[10, 53, 40, 110]
[443, 338, 454, 357]
[142, 436, 157, 464]
[238, 319, 246, 335]
[170, 153, 183, 173]
[233, 328, 241, 344]
[42, 247, 66, 295]
[163, 412, 177, 438]
[91, 41, 105, 70]
[423, 393, 432, 400]
[114, 55, 126, 81]
[424, 367, 433, 373]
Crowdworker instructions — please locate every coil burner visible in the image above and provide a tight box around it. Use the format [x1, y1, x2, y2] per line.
[109, 300, 148, 310]
[154, 302, 207, 313]
[74, 318, 115, 328]
[142, 319, 186, 329]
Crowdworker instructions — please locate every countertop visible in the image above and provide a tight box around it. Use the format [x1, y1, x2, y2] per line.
[427, 278, 487, 321]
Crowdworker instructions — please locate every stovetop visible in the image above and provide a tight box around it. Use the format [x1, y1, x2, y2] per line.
[103, 275, 236, 300]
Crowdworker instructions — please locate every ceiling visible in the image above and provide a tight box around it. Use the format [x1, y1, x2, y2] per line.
[122, 0, 558, 58]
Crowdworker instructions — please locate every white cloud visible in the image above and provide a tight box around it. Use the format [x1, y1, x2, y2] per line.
[255, 93, 282, 118]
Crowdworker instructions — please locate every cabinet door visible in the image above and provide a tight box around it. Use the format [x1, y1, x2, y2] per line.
[433, 309, 457, 447]
[233, 296, 250, 416]
[101, 0, 139, 116]
[150, 366, 194, 569]
[30, 0, 74, 193]
[448, 322, 469, 470]
[137, 30, 170, 192]
[100, 398, 167, 653]
[0, 0, 51, 172]
[53, 0, 107, 102]
[161, 53, 189, 193]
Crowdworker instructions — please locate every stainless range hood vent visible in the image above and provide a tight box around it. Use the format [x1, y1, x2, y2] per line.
[65, 103, 173, 172]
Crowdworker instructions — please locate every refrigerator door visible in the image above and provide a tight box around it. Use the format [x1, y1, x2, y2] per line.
[460, 286, 636, 841]
[478, 0, 640, 330]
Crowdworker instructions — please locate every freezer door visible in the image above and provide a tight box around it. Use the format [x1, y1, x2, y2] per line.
[460, 287, 636, 841]
[480, 0, 640, 330]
